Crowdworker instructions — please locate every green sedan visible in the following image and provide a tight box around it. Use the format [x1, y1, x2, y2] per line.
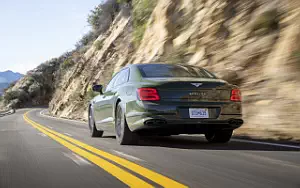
[89, 64, 243, 145]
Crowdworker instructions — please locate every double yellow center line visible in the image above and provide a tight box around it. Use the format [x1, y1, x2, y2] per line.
[23, 111, 187, 188]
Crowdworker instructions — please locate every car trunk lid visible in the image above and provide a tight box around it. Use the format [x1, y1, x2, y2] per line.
[142, 78, 231, 102]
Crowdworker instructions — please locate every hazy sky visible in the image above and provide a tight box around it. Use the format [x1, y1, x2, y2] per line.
[0, 0, 101, 74]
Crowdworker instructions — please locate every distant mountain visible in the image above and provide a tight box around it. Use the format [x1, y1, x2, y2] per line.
[0, 71, 23, 83]
[0, 71, 23, 95]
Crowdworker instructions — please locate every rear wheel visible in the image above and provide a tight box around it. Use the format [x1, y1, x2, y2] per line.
[88, 107, 103, 137]
[205, 130, 233, 143]
[115, 103, 138, 145]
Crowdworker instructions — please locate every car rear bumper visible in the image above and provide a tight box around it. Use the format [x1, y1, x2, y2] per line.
[125, 101, 243, 134]
[126, 112, 243, 134]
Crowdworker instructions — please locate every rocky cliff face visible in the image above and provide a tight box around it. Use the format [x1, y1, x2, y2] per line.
[8, 0, 300, 140]
[49, 9, 133, 119]
[129, 0, 300, 140]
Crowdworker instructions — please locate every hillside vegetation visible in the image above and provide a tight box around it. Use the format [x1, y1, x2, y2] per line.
[4, 0, 300, 141]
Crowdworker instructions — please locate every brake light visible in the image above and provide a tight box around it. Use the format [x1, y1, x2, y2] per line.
[137, 88, 160, 101]
[231, 89, 242, 102]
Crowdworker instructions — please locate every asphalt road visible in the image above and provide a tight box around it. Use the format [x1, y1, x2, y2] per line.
[0, 109, 299, 188]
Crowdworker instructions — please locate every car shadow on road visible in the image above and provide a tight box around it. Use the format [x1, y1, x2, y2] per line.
[133, 135, 300, 151]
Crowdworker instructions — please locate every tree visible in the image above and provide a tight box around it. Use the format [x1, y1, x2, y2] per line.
[87, 0, 120, 34]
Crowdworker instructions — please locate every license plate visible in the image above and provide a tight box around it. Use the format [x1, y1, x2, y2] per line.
[189, 108, 209, 118]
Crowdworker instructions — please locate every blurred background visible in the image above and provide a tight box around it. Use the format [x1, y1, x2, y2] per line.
[1, 0, 300, 141]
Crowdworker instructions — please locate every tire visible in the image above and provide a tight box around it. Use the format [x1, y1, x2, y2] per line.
[205, 130, 233, 143]
[88, 106, 103, 137]
[115, 103, 138, 145]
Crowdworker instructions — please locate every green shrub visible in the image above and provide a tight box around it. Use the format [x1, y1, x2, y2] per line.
[4, 90, 20, 101]
[61, 58, 74, 69]
[88, 5, 104, 31]
[132, 0, 157, 47]
[87, 0, 120, 33]
[28, 76, 35, 83]
[3, 90, 28, 105]
[94, 40, 103, 50]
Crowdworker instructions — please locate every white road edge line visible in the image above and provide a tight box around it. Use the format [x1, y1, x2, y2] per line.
[232, 138, 300, 149]
[39, 109, 85, 124]
[63, 152, 92, 166]
[112, 150, 145, 162]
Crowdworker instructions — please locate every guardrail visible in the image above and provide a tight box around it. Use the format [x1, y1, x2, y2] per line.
[0, 109, 16, 117]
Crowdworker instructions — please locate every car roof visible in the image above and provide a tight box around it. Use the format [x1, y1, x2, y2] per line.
[123, 63, 204, 69]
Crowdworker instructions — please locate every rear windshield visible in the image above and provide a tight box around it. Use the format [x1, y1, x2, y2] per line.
[138, 64, 217, 78]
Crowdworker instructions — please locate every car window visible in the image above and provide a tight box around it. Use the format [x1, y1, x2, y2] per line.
[137, 64, 217, 78]
[114, 68, 129, 87]
[105, 73, 119, 92]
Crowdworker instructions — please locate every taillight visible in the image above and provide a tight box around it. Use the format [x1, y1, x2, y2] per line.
[137, 88, 160, 101]
[231, 89, 242, 102]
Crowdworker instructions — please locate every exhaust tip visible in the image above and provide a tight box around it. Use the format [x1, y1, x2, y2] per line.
[145, 119, 167, 126]
[229, 119, 244, 126]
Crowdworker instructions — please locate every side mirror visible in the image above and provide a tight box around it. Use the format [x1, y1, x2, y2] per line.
[92, 84, 103, 94]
